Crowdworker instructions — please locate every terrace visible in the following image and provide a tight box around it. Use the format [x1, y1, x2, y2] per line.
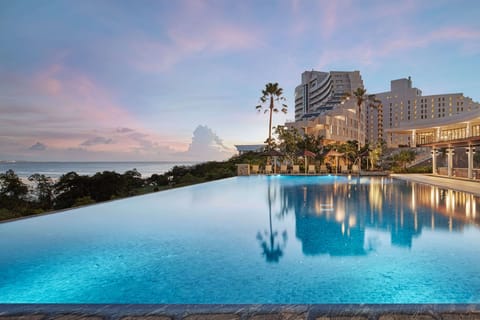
[386, 108, 480, 180]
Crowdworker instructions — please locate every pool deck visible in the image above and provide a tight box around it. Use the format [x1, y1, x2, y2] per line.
[1, 304, 479, 320]
[391, 173, 480, 196]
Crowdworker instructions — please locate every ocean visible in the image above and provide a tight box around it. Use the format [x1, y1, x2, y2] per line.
[0, 161, 198, 179]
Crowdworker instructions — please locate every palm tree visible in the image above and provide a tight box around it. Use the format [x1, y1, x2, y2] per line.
[352, 87, 368, 149]
[343, 87, 367, 150]
[256, 83, 288, 149]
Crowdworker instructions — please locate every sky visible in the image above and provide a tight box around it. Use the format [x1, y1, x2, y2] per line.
[1, 0, 479, 161]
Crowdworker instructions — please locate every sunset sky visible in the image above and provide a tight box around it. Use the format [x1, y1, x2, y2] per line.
[1, 0, 479, 161]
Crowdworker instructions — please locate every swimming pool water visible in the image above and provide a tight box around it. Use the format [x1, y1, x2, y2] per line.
[1, 176, 480, 303]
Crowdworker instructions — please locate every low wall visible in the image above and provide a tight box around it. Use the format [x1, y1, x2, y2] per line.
[437, 167, 480, 179]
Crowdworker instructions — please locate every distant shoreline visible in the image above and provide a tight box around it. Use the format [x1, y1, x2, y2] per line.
[0, 161, 201, 179]
[0, 160, 198, 163]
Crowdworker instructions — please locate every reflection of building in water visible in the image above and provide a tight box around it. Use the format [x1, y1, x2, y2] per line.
[279, 177, 480, 255]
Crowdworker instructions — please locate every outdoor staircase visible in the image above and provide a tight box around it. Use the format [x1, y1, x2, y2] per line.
[406, 150, 432, 168]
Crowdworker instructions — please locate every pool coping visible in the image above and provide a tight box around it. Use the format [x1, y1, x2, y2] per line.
[391, 173, 480, 197]
[1, 304, 480, 319]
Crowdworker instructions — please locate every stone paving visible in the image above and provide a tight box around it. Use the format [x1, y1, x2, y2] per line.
[1, 305, 480, 320]
[1, 311, 480, 320]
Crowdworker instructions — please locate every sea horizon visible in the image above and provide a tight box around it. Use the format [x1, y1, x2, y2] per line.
[0, 160, 201, 179]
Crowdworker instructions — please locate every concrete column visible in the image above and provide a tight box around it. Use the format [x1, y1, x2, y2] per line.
[411, 129, 416, 147]
[431, 148, 438, 175]
[436, 128, 441, 142]
[467, 122, 471, 137]
[447, 147, 455, 177]
[467, 146, 475, 179]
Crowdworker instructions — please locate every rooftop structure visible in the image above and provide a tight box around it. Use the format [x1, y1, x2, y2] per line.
[235, 144, 266, 155]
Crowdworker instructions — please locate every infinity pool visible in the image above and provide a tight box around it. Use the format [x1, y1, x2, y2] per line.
[1, 176, 480, 303]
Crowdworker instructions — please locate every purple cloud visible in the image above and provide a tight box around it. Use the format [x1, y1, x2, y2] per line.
[80, 136, 114, 146]
[29, 142, 47, 151]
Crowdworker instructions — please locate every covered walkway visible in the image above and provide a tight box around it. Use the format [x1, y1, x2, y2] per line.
[386, 109, 480, 180]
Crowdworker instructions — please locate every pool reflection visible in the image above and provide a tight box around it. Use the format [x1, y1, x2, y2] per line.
[266, 177, 480, 258]
[256, 179, 288, 263]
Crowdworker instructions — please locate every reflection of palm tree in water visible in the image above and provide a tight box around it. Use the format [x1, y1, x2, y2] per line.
[256, 178, 288, 263]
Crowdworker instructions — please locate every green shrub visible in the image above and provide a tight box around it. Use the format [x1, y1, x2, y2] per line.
[73, 196, 95, 207]
[391, 166, 432, 173]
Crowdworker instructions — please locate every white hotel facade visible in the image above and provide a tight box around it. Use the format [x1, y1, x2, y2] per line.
[286, 70, 366, 145]
[287, 69, 480, 179]
[370, 77, 480, 148]
[288, 70, 480, 148]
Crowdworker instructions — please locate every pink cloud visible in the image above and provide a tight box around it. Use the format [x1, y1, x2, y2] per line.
[29, 65, 165, 133]
[317, 26, 480, 69]
[0, 64, 189, 158]
[319, 1, 341, 39]
[126, 1, 262, 73]
[130, 23, 260, 73]
[377, 27, 480, 56]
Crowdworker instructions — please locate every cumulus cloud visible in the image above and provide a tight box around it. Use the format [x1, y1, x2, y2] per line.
[29, 142, 47, 151]
[80, 136, 114, 146]
[177, 125, 234, 161]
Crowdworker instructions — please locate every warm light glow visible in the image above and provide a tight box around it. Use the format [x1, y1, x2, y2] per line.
[369, 181, 383, 211]
[411, 184, 416, 211]
[336, 210, 345, 223]
[466, 195, 471, 217]
[348, 215, 356, 227]
[473, 203, 477, 218]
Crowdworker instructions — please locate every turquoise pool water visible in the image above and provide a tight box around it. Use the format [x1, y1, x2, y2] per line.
[1, 176, 480, 303]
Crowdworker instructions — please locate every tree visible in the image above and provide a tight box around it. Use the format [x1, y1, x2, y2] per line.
[0, 169, 29, 211]
[336, 140, 359, 166]
[352, 87, 368, 148]
[275, 126, 303, 163]
[53, 172, 90, 209]
[89, 171, 125, 202]
[368, 142, 384, 170]
[28, 174, 54, 210]
[123, 169, 144, 192]
[255, 83, 288, 149]
[393, 150, 416, 169]
[275, 126, 323, 166]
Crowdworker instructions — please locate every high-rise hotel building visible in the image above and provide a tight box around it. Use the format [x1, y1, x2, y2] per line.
[287, 70, 480, 149]
[287, 70, 366, 145]
[369, 77, 480, 147]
